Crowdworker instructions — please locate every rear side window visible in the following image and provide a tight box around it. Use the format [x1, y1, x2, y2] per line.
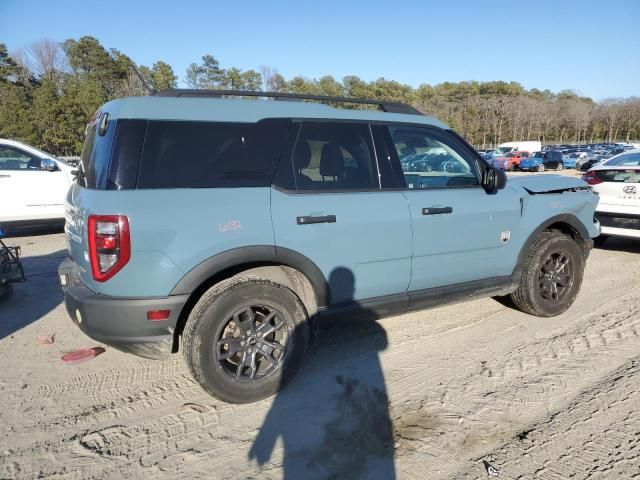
[290, 122, 378, 191]
[137, 119, 289, 189]
[79, 122, 115, 189]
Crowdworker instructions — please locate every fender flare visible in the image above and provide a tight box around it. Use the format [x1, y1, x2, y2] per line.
[511, 213, 591, 283]
[170, 245, 329, 308]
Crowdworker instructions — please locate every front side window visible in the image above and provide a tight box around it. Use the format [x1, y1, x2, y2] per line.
[388, 126, 479, 189]
[0, 146, 40, 171]
[291, 122, 377, 191]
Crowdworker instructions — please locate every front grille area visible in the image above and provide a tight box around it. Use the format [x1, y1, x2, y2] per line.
[596, 212, 640, 230]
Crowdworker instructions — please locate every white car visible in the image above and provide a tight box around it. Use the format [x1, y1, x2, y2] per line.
[0, 139, 75, 229]
[582, 149, 640, 244]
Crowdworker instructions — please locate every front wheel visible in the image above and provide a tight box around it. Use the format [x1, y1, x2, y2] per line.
[510, 231, 584, 317]
[509, 163, 516, 172]
[183, 278, 309, 403]
[537, 164, 545, 172]
[557, 162, 563, 171]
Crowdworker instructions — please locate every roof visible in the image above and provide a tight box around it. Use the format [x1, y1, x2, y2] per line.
[99, 96, 449, 129]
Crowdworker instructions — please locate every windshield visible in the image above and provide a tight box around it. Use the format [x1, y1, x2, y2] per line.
[533, 152, 544, 158]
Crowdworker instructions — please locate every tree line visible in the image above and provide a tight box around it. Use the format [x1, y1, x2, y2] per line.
[1, 36, 638, 156]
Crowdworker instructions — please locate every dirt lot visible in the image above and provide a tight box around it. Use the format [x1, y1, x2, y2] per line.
[1, 172, 640, 479]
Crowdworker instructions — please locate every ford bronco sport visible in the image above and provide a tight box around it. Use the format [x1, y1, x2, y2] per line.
[59, 90, 600, 403]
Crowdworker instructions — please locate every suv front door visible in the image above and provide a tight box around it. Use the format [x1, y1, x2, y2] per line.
[0, 146, 68, 222]
[383, 125, 522, 293]
[271, 122, 412, 308]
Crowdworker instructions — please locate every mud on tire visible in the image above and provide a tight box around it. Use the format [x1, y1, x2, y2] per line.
[510, 231, 585, 317]
[182, 278, 309, 404]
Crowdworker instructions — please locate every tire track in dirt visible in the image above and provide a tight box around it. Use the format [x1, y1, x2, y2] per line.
[455, 357, 640, 480]
[390, 293, 640, 479]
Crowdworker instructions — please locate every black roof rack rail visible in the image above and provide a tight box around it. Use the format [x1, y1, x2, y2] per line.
[154, 89, 424, 116]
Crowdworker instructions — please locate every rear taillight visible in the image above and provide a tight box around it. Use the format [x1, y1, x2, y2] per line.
[581, 171, 602, 185]
[88, 215, 130, 282]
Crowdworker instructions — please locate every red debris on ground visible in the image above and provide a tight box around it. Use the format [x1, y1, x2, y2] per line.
[61, 347, 106, 364]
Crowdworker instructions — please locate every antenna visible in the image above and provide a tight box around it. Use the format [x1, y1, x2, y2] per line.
[130, 64, 156, 95]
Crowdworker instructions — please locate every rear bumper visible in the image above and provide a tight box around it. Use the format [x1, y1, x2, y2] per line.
[595, 211, 640, 239]
[58, 257, 189, 359]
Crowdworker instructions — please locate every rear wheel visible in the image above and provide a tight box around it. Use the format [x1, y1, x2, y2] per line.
[510, 231, 584, 317]
[509, 163, 516, 172]
[557, 162, 563, 171]
[183, 278, 309, 403]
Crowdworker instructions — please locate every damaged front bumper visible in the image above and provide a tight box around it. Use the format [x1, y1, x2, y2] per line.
[58, 257, 189, 360]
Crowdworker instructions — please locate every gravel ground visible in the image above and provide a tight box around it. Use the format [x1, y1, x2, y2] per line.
[1, 170, 639, 480]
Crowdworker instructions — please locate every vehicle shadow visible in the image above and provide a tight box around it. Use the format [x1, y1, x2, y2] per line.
[249, 267, 395, 479]
[0, 249, 66, 340]
[596, 237, 640, 253]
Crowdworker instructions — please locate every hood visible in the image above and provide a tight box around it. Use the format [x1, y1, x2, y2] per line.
[508, 174, 590, 194]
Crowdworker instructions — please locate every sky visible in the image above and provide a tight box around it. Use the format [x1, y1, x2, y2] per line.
[2, 0, 639, 100]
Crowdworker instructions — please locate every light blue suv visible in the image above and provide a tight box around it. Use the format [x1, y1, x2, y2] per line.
[58, 90, 600, 403]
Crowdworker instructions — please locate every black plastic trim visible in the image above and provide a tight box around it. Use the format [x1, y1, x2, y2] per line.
[511, 214, 592, 284]
[317, 275, 513, 324]
[155, 89, 424, 116]
[169, 245, 330, 308]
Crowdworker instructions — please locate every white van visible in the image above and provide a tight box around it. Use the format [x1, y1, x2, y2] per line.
[0, 139, 75, 229]
[493, 141, 542, 156]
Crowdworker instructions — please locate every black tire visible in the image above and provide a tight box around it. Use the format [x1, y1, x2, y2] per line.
[183, 277, 309, 404]
[510, 231, 584, 317]
[509, 163, 516, 172]
[537, 164, 545, 172]
[593, 235, 608, 248]
[0, 282, 12, 302]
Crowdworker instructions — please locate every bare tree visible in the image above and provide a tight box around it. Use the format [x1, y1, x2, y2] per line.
[18, 38, 67, 81]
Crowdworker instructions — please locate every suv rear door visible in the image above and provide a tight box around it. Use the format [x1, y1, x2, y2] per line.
[381, 125, 522, 294]
[271, 122, 412, 308]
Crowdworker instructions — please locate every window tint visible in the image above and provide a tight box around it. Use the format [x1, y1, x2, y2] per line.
[107, 119, 147, 189]
[291, 122, 377, 191]
[388, 126, 479, 189]
[0, 146, 39, 171]
[137, 119, 288, 189]
[79, 121, 115, 188]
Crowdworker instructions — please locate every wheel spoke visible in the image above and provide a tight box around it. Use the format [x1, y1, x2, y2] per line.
[234, 308, 256, 334]
[258, 316, 286, 337]
[556, 274, 571, 286]
[235, 351, 248, 379]
[261, 339, 285, 351]
[218, 336, 244, 360]
[248, 351, 258, 380]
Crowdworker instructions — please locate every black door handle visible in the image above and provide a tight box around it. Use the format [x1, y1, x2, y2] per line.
[297, 215, 337, 225]
[422, 206, 453, 215]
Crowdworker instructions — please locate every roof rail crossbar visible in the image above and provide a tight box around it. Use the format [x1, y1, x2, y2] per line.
[154, 89, 424, 116]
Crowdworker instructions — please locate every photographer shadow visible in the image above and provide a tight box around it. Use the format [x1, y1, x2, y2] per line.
[249, 267, 395, 479]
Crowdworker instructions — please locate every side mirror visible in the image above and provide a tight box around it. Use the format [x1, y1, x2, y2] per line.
[40, 158, 58, 172]
[483, 167, 507, 194]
